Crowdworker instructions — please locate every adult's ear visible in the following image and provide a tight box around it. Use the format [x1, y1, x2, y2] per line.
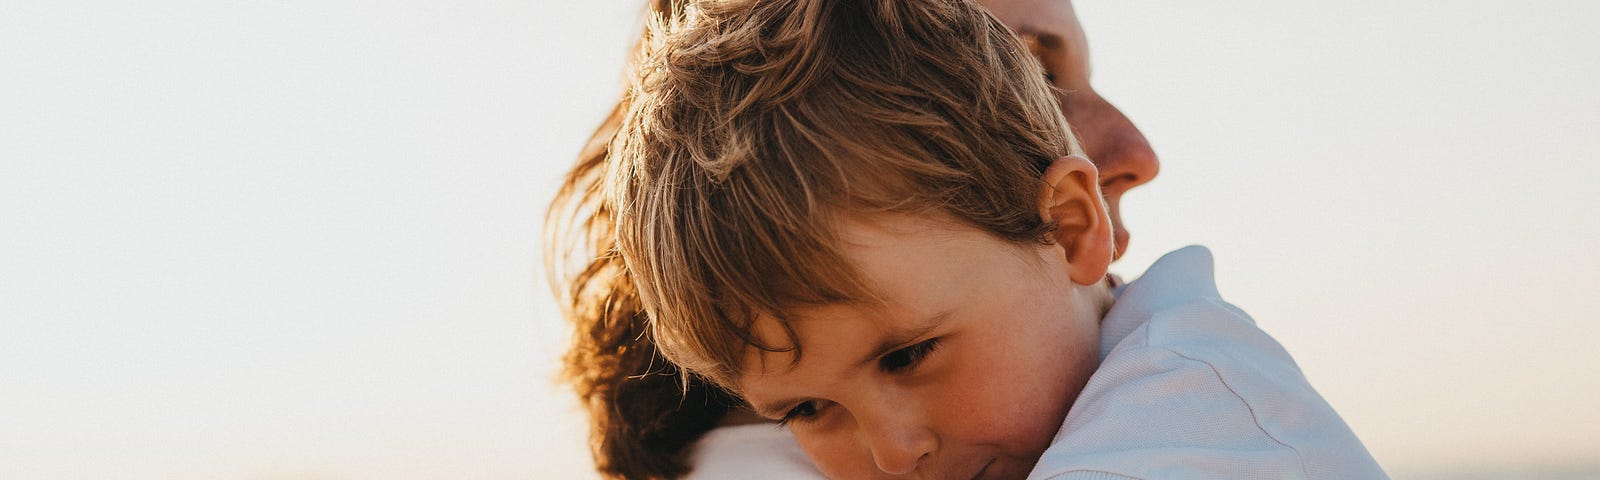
[1038, 155, 1115, 285]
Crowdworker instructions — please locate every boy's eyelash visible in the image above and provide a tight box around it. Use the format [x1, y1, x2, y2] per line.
[879, 338, 941, 373]
[778, 401, 819, 427]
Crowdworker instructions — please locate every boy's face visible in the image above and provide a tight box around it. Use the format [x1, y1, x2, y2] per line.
[737, 213, 1105, 479]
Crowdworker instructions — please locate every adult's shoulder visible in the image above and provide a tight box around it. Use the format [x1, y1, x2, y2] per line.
[1029, 246, 1389, 480]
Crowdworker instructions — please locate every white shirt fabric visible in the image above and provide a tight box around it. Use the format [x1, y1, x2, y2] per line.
[687, 246, 1387, 480]
[1028, 245, 1388, 480]
[686, 423, 824, 479]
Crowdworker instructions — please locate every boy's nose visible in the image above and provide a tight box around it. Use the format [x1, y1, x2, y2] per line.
[856, 406, 937, 475]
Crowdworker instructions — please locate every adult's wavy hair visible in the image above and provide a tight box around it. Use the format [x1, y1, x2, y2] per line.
[546, 1, 737, 478]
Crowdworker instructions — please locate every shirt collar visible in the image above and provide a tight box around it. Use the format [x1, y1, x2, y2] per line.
[1099, 245, 1221, 361]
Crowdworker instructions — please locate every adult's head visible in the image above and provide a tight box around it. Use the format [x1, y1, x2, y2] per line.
[980, 0, 1158, 259]
[606, 0, 1116, 476]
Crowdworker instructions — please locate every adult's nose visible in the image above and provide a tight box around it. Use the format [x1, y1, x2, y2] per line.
[1090, 102, 1158, 200]
[1070, 93, 1159, 259]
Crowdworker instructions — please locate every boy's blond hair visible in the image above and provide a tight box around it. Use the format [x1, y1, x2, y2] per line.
[607, 0, 1080, 389]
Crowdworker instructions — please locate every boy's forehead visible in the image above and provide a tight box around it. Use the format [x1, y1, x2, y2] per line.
[733, 214, 993, 373]
[832, 210, 969, 245]
[828, 213, 992, 289]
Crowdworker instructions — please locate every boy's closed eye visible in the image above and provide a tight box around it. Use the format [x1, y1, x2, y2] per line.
[879, 337, 942, 372]
[777, 338, 944, 426]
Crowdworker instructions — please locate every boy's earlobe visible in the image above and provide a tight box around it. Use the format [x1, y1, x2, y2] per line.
[1038, 155, 1115, 285]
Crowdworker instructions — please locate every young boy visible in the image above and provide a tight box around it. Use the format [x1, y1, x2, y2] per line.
[604, 0, 1388, 478]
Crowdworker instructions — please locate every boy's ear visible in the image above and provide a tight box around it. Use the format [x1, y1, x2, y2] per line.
[1038, 155, 1115, 286]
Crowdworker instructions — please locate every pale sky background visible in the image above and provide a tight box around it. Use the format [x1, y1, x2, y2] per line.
[1, 1, 1596, 479]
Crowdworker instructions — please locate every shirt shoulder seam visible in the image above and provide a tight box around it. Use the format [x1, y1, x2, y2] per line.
[1043, 468, 1146, 480]
[1164, 347, 1311, 478]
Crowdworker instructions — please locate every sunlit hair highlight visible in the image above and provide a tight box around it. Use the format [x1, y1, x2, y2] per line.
[607, 0, 1079, 391]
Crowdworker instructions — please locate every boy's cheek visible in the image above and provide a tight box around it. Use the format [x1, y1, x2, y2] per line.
[944, 336, 1078, 443]
[795, 427, 879, 479]
[980, 319, 1099, 439]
